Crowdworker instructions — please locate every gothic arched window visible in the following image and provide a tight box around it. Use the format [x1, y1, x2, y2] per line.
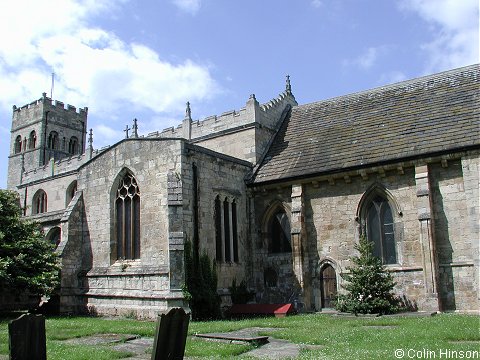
[32, 189, 47, 214]
[68, 136, 78, 154]
[29, 130, 37, 149]
[115, 172, 140, 260]
[268, 209, 292, 254]
[66, 180, 77, 206]
[365, 195, 396, 264]
[47, 227, 61, 248]
[48, 131, 59, 150]
[214, 195, 239, 263]
[14, 135, 22, 154]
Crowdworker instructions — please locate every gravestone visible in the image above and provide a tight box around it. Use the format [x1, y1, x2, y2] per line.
[151, 307, 190, 360]
[8, 313, 46, 360]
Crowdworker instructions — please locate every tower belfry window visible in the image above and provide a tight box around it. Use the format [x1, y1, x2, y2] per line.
[69, 136, 78, 154]
[48, 131, 59, 150]
[29, 130, 36, 149]
[14, 135, 22, 154]
[115, 172, 140, 260]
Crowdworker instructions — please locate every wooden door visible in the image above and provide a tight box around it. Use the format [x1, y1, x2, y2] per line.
[320, 265, 337, 308]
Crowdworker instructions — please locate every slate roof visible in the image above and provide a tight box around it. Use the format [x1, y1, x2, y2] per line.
[251, 64, 479, 185]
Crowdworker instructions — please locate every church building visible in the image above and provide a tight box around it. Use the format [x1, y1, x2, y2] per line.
[6, 64, 479, 317]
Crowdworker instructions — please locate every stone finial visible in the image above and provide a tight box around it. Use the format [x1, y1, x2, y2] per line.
[132, 118, 139, 138]
[185, 101, 192, 120]
[88, 128, 94, 159]
[42, 92, 47, 99]
[124, 125, 130, 139]
[88, 128, 93, 147]
[286, 75, 292, 94]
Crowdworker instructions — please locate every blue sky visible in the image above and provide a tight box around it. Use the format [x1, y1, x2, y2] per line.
[0, 0, 478, 189]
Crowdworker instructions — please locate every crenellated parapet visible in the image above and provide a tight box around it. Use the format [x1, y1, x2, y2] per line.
[150, 77, 298, 143]
[20, 153, 88, 184]
[12, 93, 87, 131]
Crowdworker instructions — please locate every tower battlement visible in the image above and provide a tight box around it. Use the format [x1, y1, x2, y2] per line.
[13, 93, 88, 116]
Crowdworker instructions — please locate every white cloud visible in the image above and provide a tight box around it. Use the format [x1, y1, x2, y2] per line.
[398, 0, 479, 71]
[171, 0, 201, 15]
[311, 0, 323, 8]
[0, 0, 218, 128]
[378, 71, 408, 85]
[343, 46, 384, 70]
[356, 47, 379, 69]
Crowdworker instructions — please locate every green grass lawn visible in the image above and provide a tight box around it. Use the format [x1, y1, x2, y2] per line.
[0, 313, 478, 359]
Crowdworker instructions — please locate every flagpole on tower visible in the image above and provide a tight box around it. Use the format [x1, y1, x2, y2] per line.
[50, 71, 55, 99]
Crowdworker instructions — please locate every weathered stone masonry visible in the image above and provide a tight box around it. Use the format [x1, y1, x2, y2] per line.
[5, 65, 479, 317]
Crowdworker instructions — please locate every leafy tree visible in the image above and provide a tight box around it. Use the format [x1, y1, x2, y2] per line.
[183, 240, 221, 320]
[335, 235, 399, 315]
[0, 190, 60, 298]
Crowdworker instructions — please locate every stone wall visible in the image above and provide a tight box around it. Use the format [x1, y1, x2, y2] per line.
[431, 156, 479, 311]
[77, 138, 184, 318]
[250, 153, 479, 312]
[183, 144, 252, 292]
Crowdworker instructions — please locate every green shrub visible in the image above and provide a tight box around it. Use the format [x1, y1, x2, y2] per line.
[229, 279, 254, 304]
[183, 240, 221, 320]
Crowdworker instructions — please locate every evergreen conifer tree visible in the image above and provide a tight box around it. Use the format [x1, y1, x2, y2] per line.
[335, 235, 399, 315]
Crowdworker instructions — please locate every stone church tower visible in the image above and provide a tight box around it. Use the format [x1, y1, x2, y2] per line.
[7, 93, 87, 190]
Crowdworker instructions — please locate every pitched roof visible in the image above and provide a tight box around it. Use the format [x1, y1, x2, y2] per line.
[251, 64, 479, 185]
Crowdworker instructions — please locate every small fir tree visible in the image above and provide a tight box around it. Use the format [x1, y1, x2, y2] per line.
[335, 235, 399, 315]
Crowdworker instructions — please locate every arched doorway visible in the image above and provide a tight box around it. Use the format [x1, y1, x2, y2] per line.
[320, 264, 337, 308]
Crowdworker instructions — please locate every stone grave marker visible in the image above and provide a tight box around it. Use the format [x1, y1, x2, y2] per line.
[151, 307, 190, 360]
[8, 313, 46, 360]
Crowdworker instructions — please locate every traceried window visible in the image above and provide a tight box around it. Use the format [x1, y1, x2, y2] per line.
[68, 136, 78, 154]
[115, 173, 140, 260]
[268, 209, 292, 254]
[32, 189, 47, 214]
[14, 135, 22, 154]
[29, 130, 36, 149]
[214, 196, 239, 263]
[366, 195, 396, 264]
[48, 131, 59, 150]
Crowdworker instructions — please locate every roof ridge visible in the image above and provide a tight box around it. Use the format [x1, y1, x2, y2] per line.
[298, 63, 479, 109]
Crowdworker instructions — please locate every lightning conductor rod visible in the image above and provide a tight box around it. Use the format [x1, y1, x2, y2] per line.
[50, 71, 55, 99]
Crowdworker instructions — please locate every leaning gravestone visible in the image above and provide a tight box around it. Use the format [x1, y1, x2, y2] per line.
[8, 313, 46, 360]
[151, 307, 190, 360]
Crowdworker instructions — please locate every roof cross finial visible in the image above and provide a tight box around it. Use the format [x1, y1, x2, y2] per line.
[132, 118, 139, 138]
[124, 124, 130, 139]
[286, 74, 292, 94]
